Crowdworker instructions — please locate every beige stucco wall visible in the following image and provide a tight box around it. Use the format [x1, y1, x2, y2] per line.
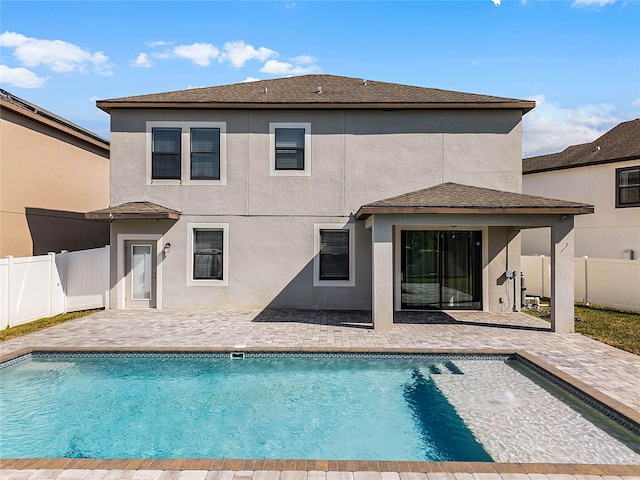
[522, 160, 640, 259]
[108, 107, 525, 311]
[0, 106, 110, 257]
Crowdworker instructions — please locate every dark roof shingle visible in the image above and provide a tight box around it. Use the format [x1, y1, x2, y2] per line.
[355, 182, 593, 219]
[97, 74, 534, 113]
[523, 118, 640, 174]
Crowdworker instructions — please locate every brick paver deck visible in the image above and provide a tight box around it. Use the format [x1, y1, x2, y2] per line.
[1, 309, 639, 480]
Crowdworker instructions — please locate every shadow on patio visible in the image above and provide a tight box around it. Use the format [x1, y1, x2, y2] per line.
[251, 309, 551, 332]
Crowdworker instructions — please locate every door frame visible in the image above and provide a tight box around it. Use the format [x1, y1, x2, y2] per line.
[117, 233, 165, 309]
[394, 226, 488, 312]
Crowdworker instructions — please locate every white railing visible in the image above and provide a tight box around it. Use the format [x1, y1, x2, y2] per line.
[0, 246, 109, 330]
[521, 255, 640, 313]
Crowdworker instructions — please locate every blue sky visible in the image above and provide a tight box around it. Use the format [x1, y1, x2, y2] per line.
[1, 0, 639, 157]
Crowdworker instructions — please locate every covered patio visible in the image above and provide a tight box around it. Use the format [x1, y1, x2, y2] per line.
[355, 183, 594, 332]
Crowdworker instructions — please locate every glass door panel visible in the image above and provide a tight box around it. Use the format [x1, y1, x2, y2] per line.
[441, 231, 482, 309]
[401, 231, 440, 309]
[131, 245, 152, 300]
[401, 230, 482, 310]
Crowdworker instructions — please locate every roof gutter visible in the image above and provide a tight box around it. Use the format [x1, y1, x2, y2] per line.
[97, 101, 535, 114]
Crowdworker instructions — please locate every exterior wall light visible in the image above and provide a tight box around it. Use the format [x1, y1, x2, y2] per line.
[163, 243, 171, 254]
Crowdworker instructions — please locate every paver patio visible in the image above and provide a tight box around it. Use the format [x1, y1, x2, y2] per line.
[1, 309, 639, 480]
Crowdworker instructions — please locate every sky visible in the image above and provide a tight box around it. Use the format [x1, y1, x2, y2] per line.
[1, 0, 639, 158]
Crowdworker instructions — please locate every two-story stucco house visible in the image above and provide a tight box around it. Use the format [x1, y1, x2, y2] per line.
[90, 75, 592, 331]
[522, 118, 640, 260]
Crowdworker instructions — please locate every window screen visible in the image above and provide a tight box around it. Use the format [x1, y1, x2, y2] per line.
[275, 128, 305, 170]
[319, 229, 349, 280]
[191, 128, 220, 180]
[152, 128, 181, 179]
[193, 229, 223, 280]
[617, 167, 640, 207]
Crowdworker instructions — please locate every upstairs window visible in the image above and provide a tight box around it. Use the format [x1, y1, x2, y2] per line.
[152, 128, 181, 179]
[191, 128, 221, 180]
[616, 166, 640, 208]
[275, 128, 305, 170]
[319, 229, 350, 281]
[270, 122, 311, 176]
[147, 122, 227, 185]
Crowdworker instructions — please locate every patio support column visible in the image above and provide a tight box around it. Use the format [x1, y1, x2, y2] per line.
[370, 217, 394, 330]
[551, 216, 575, 333]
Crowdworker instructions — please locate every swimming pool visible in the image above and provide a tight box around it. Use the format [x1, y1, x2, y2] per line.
[1, 352, 639, 463]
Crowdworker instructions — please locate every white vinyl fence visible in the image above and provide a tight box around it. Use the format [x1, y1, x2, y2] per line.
[0, 246, 109, 330]
[521, 255, 640, 313]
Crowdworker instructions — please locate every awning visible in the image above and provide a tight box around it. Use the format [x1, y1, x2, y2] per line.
[355, 182, 594, 220]
[85, 202, 181, 220]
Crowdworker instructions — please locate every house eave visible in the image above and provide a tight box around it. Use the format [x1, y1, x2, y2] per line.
[355, 206, 595, 220]
[97, 101, 535, 114]
[523, 155, 640, 175]
[1, 97, 110, 152]
[85, 212, 181, 220]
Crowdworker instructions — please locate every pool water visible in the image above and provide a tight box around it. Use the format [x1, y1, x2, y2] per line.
[1, 354, 639, 463]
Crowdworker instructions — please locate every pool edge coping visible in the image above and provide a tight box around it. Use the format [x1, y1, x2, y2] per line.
[2, 346, 639, 474]
[1, 458, 640, 476]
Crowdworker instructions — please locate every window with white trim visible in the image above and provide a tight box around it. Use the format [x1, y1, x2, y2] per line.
[270, 122, 311, 176]
[152, 128, 181, 179]
[616, 166, 640, 208]
[147, 122, 227, 185]
[313, 223, 355, 287]
[187, 223, 229, 286]
[191, 128, 221, 180]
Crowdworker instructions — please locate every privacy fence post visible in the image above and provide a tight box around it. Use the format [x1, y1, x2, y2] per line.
[48, 252, 56, 318]
[583, 256, 589, 306]
[540, 255, 545, 299]
[5, 255, 13, 328]
[60, 250, 69, 314]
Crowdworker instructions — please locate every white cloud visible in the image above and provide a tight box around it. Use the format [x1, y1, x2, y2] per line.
[132, 53, 151, 68]
[492, 0, 501, 6]
[522, 94, 622, 157]
[243, 77, 261, 83]
[0, 31, 111, 75]
[147, 40, 171, 47]
[260, 59, 320, 76]
[222, 41, 276, 68]
[173, 42, 220, 66]
[631, 98, 640, 107]
[572, 0, 615, 7]
[0, 64, 48, 88]
[291, 55, 316, 64]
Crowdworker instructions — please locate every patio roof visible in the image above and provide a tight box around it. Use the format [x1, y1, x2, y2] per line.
[85, 201, 181, 220]
[355, 182, 594, 219]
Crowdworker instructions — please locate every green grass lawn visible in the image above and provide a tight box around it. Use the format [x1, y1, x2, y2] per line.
[0, 309, 100, 342]
[524, 302, 640, 356]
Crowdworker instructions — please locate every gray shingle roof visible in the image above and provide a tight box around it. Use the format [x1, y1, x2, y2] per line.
[97, 74, 534, 113]
[355, 182, 593, 219]
[523, 118, 640, 174]
[85, 202, 181, 220]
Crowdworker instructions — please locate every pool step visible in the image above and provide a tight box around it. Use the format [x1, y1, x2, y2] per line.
[427, 362, 464, 375]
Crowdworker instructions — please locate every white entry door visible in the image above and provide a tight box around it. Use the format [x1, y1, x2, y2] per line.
[125, 241, 156, 308]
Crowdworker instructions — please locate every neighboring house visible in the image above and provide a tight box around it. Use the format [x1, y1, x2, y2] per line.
[90, 74, 592, 331]
[0, 89, 110, 257]
[522, 119, 640, 259]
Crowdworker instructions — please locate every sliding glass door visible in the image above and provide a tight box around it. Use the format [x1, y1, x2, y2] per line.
[401, 230, 482, 310]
